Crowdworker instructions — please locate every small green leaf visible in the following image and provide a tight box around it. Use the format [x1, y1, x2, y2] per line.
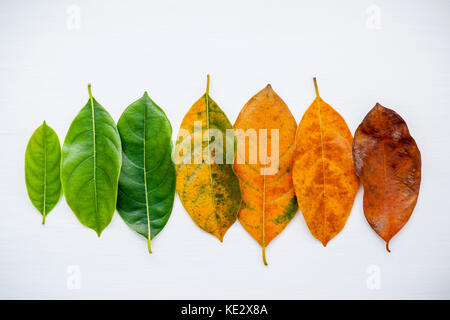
[61, 84, 122, 236]
[117, 92, 176, 253]
[25, 121, 62, 224]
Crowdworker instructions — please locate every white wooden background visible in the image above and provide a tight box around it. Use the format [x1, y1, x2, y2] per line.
[0, 0, 449, 299]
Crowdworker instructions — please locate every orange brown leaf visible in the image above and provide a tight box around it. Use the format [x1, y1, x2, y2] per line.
[353, 103, 421, 252]
[234, 84, 298, 265]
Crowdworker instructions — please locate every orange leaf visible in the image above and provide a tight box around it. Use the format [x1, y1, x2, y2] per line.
[234, 85, 298, 265]
[292, 78, 359, 246]
[353, 103, 421, 252]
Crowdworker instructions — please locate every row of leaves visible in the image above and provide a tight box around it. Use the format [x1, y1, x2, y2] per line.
[25, 77, 421, 264]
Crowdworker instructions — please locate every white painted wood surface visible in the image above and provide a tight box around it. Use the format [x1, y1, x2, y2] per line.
[0, 0, 449, 299]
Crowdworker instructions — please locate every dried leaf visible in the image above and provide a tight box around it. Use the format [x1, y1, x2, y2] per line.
[353, 103, 421, 252]
[234, 84, 298, 265]
[292, 78, 359, 246]
[175, 75, 241, 241]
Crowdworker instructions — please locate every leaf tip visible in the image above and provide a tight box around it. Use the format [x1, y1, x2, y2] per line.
[215, 232, 224, 242]
[374, 102, 384, 111]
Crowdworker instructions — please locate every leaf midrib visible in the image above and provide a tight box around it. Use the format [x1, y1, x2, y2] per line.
[317, 98, 327, 243]
[205, 93, 219, 237]
[262, 98, 267, 262]
[143, 104, 152, 252]
[378, 109, 389, 246]
[89, 94, 100, 233]
[42, 123, 47, 223]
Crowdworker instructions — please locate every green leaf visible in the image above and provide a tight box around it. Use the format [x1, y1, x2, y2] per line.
[117, 92, 175, 253]
[61, 84, 122, 236]
[25, 121, 62, 224]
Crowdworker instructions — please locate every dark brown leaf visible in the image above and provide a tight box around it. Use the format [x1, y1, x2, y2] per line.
[353, 103, 421, 252]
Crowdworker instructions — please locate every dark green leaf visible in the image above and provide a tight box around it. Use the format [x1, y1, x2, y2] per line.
[25, 121, 61, 224]
[61, 84, 122, 236]
[117, 92, 175, 253]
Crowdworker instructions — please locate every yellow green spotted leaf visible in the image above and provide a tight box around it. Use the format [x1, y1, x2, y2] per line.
[174, 75, 241, 241]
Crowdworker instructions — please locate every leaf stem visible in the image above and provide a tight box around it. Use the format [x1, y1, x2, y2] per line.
[313, 77, 320, 97]
[262, 246, 268, 266]
[88, 83, 93, 100]
[386, 241, 391, 253]
[206, 74, 210, 96]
